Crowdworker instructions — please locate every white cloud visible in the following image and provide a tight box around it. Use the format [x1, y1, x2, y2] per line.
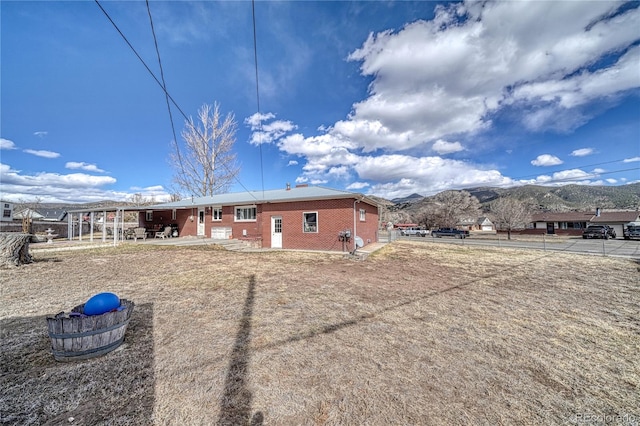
[278, 133, 357, 159]
[623, 156, 640, 163]
[33, 131, 48, 138]
[341, 1, 639, 149]
[0, 138, 17, 150]
[24, 149, 60, 158]
[245, 113, 297, 145]
[571, 148, 594, 157]
[549, 169, 592, 182]
[346, 182, 369, 190]
[1, 167, 115, 188]
[513, 46, 640, 110]
[354, 154, 513, 197]
[254, 2, 639, 198]
[287, 160, 298, 166]
[531, 154, 563, 166]
[0, 161, 125, 203]
[432, 139, 464, 155]
[245, 112, 275, 129]
[65, 162, 105, 173]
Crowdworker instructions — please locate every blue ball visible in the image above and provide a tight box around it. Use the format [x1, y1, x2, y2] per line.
[84, 292, 121, 316]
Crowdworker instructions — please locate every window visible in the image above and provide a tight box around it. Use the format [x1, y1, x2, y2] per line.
[145, 211, 153, 221]
[3, 203, 9, 209]
[171, 209, 177, 221]
[212, 207, 222, 221]
[359, 208, 366, 221]
[303, 212, 318, 233]
[3, 210, 11, 218]
[235, 205, 256, 222]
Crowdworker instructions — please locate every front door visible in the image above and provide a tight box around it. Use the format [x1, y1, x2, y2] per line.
[271, 216, 282, 248]
[546, 222, 555, 234]
[197, 207, 205, 236]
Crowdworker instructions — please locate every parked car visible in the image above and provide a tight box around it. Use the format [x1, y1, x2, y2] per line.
[431, 228, 469, 239]
[623, 223, 640, 240]
[582, 225, 616, 239]
[400, 227, 428, 237]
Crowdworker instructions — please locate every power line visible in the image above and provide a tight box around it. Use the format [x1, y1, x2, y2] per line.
[145, 0, 184, 179]
[526, 166, 640, 185]
[94, 0, 259, 200]
[511, 158, 635, 181]
[252, 0, 265, 198]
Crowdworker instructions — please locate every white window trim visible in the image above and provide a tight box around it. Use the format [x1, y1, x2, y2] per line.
[171, 209, 177, 221]
[303, 211, 318, 233]
[145, 211, 153, 221]
[212, 206, 223, 222]
[359, 208, 366, 221]
[234, 205, 257, 222]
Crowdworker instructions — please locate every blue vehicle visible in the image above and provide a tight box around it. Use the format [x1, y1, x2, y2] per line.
[432, 228, 469, 239]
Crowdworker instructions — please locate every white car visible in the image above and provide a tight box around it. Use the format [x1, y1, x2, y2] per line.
[400, 227, 428, 237]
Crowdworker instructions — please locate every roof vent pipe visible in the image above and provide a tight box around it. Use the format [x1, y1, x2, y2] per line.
[596, 208, 601, 217]
[286, 183, 291, 191]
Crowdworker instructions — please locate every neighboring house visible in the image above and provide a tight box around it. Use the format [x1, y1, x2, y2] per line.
[142, 185, 380, 252]
[1, 201, 14, 221]
[530, 210, 640, 236]
[458, 217, 495, 232]
[589, 210, 640, 237]
[530, 212, 594, 235]
[475, 217, 495, 232]
[13, 208, 68, 222]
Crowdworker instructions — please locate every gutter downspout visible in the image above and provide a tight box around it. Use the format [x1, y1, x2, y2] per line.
[353, 196, 363, 253]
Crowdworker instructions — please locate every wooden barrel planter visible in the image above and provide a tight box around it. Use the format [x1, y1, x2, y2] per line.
[46, 299, 134, 362]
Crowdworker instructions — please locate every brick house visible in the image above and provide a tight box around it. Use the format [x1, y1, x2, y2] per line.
[141, 185, 380, 252]
[530, 209, 640, 236]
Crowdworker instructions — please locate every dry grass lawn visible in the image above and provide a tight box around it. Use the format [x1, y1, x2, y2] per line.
[1, 241, 639, 425]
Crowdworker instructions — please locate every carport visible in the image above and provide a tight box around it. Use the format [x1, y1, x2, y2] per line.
[66, 206, 142, 245]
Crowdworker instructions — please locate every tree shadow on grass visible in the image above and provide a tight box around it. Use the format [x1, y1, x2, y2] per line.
[217, 275, 263, 426]
[0, 303, 155, 425]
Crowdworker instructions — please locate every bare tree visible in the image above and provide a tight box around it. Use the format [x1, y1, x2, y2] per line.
[414, 205, 443, 230]
[490, 197, 533, 240]
[386, 210, 413, 226]
[170, 103, 239, 197]
[17, 197, 42, 234]
[431, 190, 481, 228]
[128, 193, 156, 206]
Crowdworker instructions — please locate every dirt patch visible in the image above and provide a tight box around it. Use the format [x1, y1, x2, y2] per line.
[1, 241, 638, 424]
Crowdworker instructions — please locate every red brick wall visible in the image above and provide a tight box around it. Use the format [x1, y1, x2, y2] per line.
[261, 198, 378, 251]
[147, 198, 379, 251]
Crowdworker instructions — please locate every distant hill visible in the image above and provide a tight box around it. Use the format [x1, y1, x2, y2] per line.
[13, 200, 144, 213]
[365, 194, 395, 207]
[391, 193, 424, 205]
[464, 183, 640, 211]
[381, 183, 640, 221]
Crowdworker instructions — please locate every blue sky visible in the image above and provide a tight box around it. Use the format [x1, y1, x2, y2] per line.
[1, 0, 639, 203]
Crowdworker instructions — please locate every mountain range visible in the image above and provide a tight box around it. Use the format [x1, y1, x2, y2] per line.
[384, 183, 640, 217]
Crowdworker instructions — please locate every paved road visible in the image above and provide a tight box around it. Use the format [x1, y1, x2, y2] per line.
[397, 235, 640, 259]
